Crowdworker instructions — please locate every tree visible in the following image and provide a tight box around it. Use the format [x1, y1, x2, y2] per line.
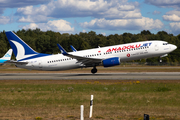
[35, 35, 51, 54]
[0, 29, 179, 65]
[141, 30, 152, 35]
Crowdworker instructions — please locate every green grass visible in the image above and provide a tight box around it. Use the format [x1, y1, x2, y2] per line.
[0, 80, 180, 119]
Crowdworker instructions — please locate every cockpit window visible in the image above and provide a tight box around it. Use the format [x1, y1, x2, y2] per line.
[163, 43, 168, 45]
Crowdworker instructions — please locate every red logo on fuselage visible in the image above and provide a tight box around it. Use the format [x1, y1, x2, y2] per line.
[127, 53, 130, 57]
[106, 44, 141, 52]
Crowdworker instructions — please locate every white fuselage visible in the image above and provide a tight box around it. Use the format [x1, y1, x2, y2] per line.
[16, 40, 177, 71]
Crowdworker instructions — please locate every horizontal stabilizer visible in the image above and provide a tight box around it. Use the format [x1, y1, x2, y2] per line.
[5, 60, 28, 64]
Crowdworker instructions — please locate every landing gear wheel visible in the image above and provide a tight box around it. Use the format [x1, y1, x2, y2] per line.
[91, 68, 97, 74]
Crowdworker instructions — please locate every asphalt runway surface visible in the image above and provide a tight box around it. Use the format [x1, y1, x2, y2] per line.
[0, 72, 179, 80]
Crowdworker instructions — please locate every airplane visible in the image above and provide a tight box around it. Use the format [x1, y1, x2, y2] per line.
[5, 31, 177, 74]
[0, 49, 12, 65]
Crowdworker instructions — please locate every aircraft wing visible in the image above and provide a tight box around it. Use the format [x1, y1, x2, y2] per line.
[57, 44, 102, 66]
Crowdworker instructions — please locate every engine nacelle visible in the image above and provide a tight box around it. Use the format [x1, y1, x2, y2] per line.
[102, 57, 120, 67]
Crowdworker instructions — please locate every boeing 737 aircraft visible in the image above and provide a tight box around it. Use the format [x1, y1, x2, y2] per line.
[5, 31, 177, 73]
[0, 49, 12, 65]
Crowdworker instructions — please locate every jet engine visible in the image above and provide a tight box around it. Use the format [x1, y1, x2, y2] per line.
[102, 57, 120, 67]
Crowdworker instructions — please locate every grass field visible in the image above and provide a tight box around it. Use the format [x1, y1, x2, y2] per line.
[0, 65, 180, 119]
[0, 80, 180, 120]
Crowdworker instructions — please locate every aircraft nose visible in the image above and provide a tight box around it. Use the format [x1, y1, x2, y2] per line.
[169, 44, 177, 51]
[172, 44, 177, 50]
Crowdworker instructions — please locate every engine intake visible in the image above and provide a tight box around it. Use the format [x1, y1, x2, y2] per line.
[102, 57, 120, 67]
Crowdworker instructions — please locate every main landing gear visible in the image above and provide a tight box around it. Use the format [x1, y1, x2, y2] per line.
[91, 66, 97, 74]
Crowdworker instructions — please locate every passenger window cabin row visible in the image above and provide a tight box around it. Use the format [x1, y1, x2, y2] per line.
[47, 46, 149, 63]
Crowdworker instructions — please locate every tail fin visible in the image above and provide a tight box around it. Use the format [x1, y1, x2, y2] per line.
[0, 49, 12, 60]
[5, 31, 38, 61]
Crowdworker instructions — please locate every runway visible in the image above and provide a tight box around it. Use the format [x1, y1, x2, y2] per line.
[0, 72, 180, 80]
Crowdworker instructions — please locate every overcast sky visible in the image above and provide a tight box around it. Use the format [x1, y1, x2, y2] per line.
[0, 0, 180, 35]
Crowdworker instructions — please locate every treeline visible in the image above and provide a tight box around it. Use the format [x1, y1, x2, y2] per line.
[0, 29, 179, 64]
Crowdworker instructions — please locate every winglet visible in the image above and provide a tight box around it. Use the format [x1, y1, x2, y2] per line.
[70, 45, 77, 52]
[57, 44, 69, 55]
